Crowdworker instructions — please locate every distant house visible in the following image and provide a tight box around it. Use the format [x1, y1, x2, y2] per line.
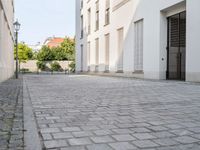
[29, 42, 42, 52]
[44, 37, 65, 48]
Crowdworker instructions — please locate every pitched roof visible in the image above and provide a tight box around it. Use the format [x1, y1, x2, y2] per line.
[45, 37, 65, 48]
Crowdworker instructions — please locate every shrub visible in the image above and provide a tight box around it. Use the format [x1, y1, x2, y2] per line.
[69, 61, 75, 72]
[36, 61, 46, 71]
[50, 61, 62, 71]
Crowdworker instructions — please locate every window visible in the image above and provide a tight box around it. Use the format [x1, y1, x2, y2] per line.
[95, 0, 99, 31]
[87, 8, 91, 34]
[105, 0, 110, 25]
[105, 34, 110, 66]
[95, 38, 99, 65]
[80, 0, 83, 10]
[134, 20, 143, 72]
[87, 42, 90, 66]
[80, 15, 83, 39]
[80, 45, 83, 71]
[117, 28, 124, 72]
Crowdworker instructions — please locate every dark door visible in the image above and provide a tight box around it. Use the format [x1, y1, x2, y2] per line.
[167, 11, 186, 80]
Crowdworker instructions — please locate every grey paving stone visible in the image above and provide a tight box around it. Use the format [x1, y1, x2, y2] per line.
[93, 129, 113, 136]
[52, 132, 73, 139]
[41, 133, 52, 140]
[40, 127, 60, 133]
[0, 78, 24, 150]
[112, 129, 132, 134]
[132, 133, 156, 140]
[23, 75, 200, 149]
[62, 127, 81, 132]
[91, 136, 115, 143]
[112, 134, 136, 141]
[131, 127, 151, 133]
[60, 146, 86, 150]
[151, 131, 175, 138]
[147, 126, 169, 132]
[87, 144, 113, 150]
[68, 138, 92, 146]
[174, 136, 199, 144]
[132, 140, 159, 148]
[44, 140, 68, 149]
[109, 142, 137, 150]
[153, 138, 179, 146]
[170, 129, 194, 136]
[72, 131, 93, 137]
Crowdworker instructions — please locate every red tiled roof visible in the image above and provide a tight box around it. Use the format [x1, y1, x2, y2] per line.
[46, 38, 65, 48]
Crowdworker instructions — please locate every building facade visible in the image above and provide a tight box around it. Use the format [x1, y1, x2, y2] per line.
[0, 0, 15, 82]
[76, 0, 200, 82]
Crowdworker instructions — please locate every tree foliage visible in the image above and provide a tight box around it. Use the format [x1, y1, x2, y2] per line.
[36, 37, 75, 61]
[14, 43, 33, 63]
[37, 46, 55, 61]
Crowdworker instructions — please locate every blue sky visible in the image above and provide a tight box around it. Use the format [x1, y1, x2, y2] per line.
[15, 0, 75, 45]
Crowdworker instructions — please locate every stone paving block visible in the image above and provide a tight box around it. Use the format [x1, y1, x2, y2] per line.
[87, 144, 113, 150]
[91, 136, 115, 143]
[132, 133, 156, 140]
[147, 126, 169, 132]
[62, 127, 81, 132]
[174, 136, 199, 144]
[60, 146, 86, 150]
[170, 129, 194, 136]
[188, 127, 200, 134]
[153, 138, 179, 146]
[132, 140, 159, 148]
[44, 140, 68, 149]
[40, 127, 60, 133]
[151, 131, 175, 138]
[81, 125, 99, 131]
[131, 127, 151, 133]
[93, 129, 113, 136]
[112, 134, 136, 141]
[191, 134, 200, 140]
[23, 75, 200, 149]
[68, 138, 92, 146]
[112, 129, 132, 134]
[52, 132, 73, 139]
[109, 142, 137, 150]
[41, 133, 52, 140]
[72, 131, 93, 138]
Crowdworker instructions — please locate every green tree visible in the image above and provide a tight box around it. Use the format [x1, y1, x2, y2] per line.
[52, 47, 68, 61]
[14, 43, 33, 63]
[60, 38, 75, 61]
[37, 46, 55, 61]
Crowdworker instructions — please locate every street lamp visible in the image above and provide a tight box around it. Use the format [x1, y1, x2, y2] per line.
[14, 20, 21, 79]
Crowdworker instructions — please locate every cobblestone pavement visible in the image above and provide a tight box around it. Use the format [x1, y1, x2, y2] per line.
[0, 78, 24, 150]
[24, 75, 200, 150]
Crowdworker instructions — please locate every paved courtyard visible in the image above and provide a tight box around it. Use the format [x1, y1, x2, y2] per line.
[0, 78, 23, 150]
[23, 75, 200, 150]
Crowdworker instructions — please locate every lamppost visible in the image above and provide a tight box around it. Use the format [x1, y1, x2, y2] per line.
[13, 20, 21, 79]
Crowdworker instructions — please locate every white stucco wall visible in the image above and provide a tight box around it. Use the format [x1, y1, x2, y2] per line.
[76, 0, 200, 82]
[0, 0, 14, 82]
[186, 0, 200, 82]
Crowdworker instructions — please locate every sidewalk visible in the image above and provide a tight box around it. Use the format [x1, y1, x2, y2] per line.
[0, 78, 24, 150]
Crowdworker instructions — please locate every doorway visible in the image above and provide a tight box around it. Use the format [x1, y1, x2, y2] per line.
[167, 11, 186, 80]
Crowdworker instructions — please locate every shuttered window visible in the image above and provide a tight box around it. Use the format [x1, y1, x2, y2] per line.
[117, 28, 124, 72]
[95, 38, 99, 65]
[87, 42, 90, 65]
[80, 45, 83, 71]
[105, 34, 110, 66]
[134, 20, 143, 72]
